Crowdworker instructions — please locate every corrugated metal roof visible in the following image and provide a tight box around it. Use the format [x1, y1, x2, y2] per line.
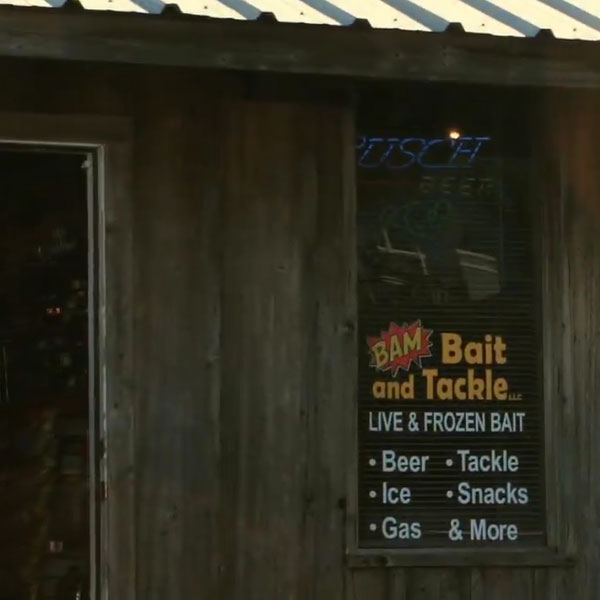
[1, 0, 600, 41]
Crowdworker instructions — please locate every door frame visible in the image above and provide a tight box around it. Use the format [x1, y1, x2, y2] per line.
[0, 113, 135, 600]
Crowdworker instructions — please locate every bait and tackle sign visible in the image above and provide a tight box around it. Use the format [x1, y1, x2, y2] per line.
[357, 134, 544, 549]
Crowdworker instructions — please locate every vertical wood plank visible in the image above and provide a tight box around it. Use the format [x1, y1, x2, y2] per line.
[470, 568, 483, 600]
[220, 102, 313, 600]
[132, 77, 223, 599]
[310, 105, 356, 600]
[351, 569, 388, 600]
[541, 89, 600, 599]
[407, 568, 470, 600]
[471, 569, 533, 600]
[104, 139, 136, 600]
[533, 568, 573, 600]
[538, 114, 564, 553]
[177, 96, 223, 599]
[133, 109, 188, 600]
[387, 568, 407, 600]
[219, 99, 354, 600]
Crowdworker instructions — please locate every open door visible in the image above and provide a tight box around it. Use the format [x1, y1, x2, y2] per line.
[0, 146, 98, 600]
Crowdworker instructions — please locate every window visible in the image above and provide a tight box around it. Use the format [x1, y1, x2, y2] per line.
[356, 85, 544, 550]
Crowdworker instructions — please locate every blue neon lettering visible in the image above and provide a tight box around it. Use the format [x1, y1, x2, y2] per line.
[418, 138, 448, 169]
[358, 137, 393, 168]
[450, 136, 491, 165]
[357, 135, 491, 169]
[394, 138, 424, 169]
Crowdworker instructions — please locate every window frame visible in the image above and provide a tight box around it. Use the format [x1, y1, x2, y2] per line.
[345, 109, 574, 569]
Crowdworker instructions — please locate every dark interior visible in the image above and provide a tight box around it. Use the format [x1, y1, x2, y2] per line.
[0, 149, 90, 599]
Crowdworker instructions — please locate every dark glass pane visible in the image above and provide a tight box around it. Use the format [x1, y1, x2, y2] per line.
[0, 150, 90, 599]
[356, 86, 544, 549]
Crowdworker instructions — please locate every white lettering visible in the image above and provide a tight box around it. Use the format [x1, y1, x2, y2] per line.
[423, 411, 486, 433]
[489, 412, 525, 433]
[382, 482, 412, 505]
[381, 451, 430, 473]
[456, 449, 519, 473]
[470, 519, 519, 541]
[369, 411, 404, 432]
[457, 482, 528, 505]
[382, 517, 422, 540]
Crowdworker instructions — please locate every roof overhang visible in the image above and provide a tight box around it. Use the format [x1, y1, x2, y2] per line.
[0, 5, 599, 88]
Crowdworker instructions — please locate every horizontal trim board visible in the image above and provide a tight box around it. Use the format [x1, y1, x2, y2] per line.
[0, 7, 599, 86]
[347, 548, 575, 567]
[0, 113, 131, 143]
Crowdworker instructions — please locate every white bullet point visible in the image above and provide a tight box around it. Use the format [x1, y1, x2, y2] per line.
[446, 458, 453, 467]
[369, 458, 376, 467]
[369, 523, 377, 532]
[447, 490, 454, 499]
[369, 490, 376, 499]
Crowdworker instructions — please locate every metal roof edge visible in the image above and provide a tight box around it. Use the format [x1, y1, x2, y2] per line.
[1, 1, 598, 43]
[0, 3, 598, 87]
[0, 0, 600, 45]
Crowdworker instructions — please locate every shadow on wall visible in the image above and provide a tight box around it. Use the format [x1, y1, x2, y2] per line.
[545, 90, 600, 224]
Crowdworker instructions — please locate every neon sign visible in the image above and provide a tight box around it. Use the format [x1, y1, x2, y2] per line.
[357, 136, 491, 170]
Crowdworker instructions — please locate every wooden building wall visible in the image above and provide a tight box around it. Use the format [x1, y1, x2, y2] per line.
[0, 58, 599, 599]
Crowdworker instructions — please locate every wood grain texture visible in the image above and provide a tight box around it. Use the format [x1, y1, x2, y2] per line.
[178, 92, 224, 599]
[132, 110, 189, 600]
[130, 73, 227, 599]
[103, 138, 136, 600]
[406, 568, 470, 600]
[471, 569, 533, 600]
[537, 89, 600, 600]
[220, 101, 308, 600]
[387, 568, 407, 600]
[310, 105, 356, 600]
[2, 59, 600, 600]
[533, 568, 573, 600]
[347, 549, 570, 568]
[220, 100, 353, 600]
[351, 569, 388, 600]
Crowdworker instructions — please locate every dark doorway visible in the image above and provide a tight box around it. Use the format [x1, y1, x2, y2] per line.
[0, 148, 94, 599]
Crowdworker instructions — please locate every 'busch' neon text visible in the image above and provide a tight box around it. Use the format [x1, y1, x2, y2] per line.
[357, 136, 491, 170]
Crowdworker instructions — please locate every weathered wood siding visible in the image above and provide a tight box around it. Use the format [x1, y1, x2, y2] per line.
[539, 90, 600, 600]
[0, 59, 354, 599]
[0, 59, 599, 599]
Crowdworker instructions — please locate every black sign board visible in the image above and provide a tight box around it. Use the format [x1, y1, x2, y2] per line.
[356, 134, 545, 548]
